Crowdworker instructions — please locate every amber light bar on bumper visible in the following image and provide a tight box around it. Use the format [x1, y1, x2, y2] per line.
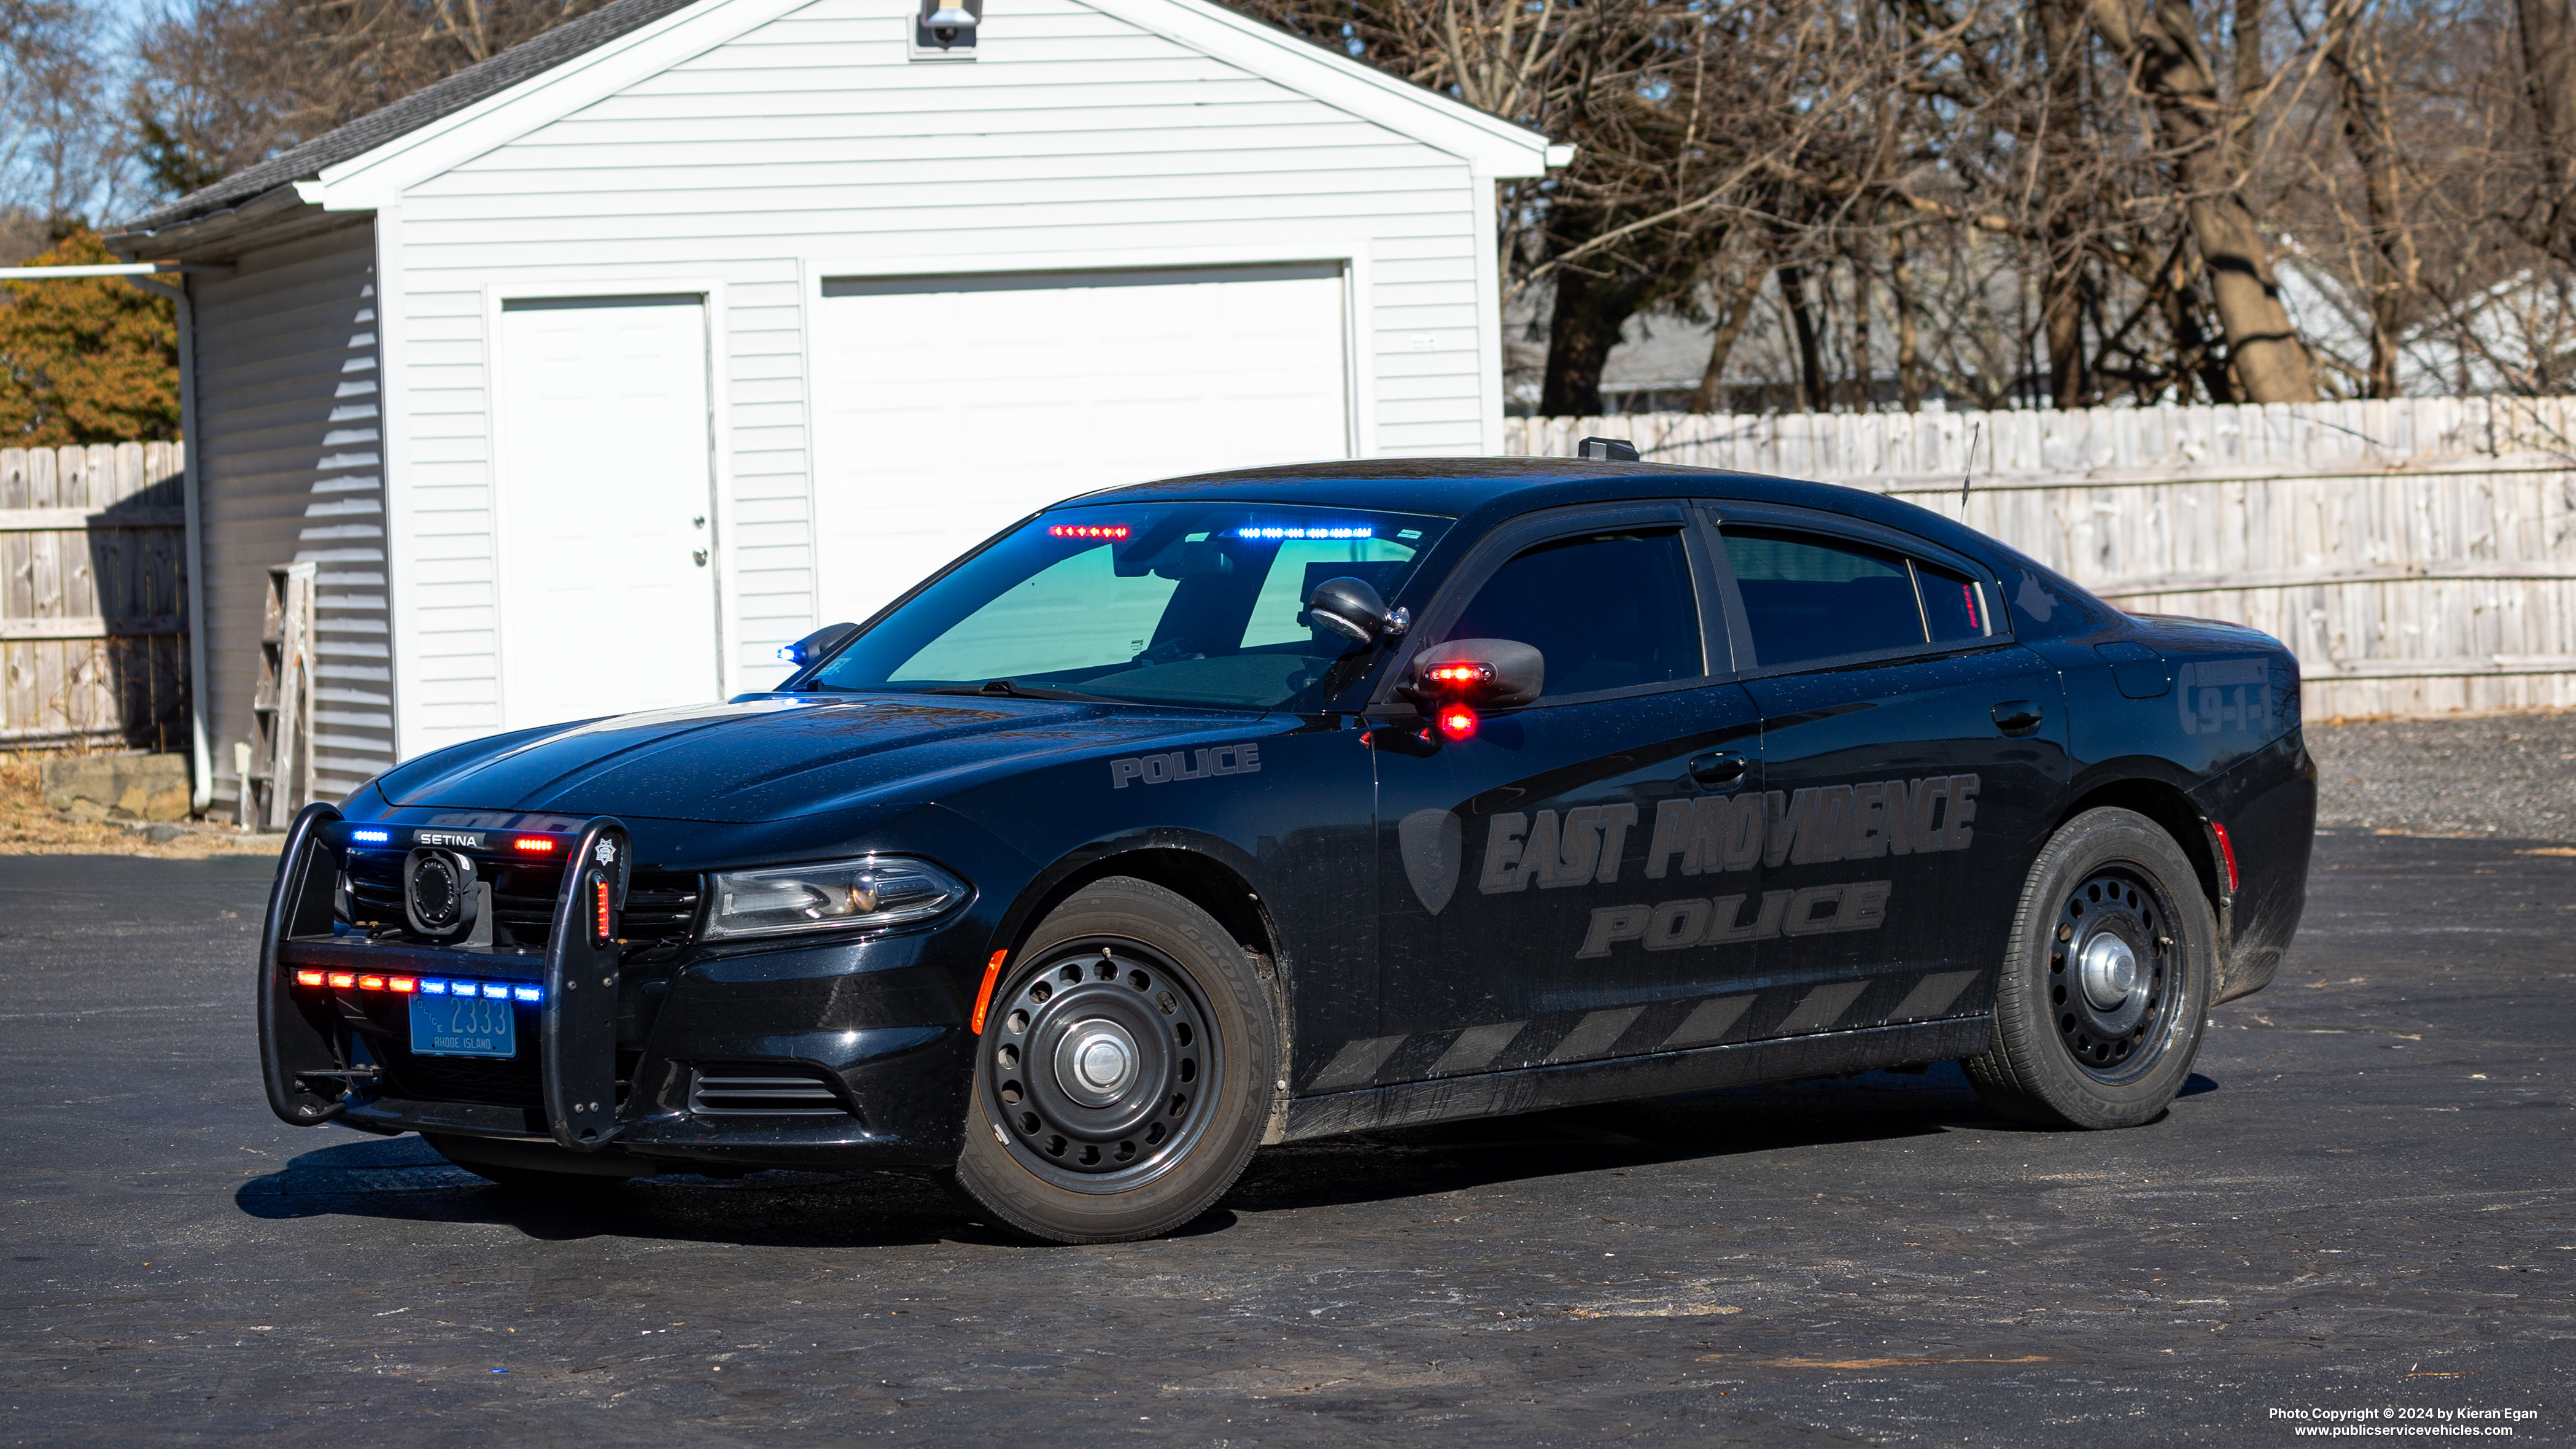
[292, 969, 541, 1003]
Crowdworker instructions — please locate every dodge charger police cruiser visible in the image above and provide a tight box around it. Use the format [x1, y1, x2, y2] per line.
[257, 452, 2315, 1243]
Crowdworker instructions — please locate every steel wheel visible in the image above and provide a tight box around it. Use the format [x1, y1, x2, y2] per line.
[982, 936, 1219, 1191]
[950, 877, 1275, 1243]
[1965, 806, 2216, 1129]
[2046, 868, 2188, 1084]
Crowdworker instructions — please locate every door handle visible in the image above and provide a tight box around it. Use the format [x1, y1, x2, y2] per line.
[1688, 752, 1749, 790]
[1992, 700, 2043, 737]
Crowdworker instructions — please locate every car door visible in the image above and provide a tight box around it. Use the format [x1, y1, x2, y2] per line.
[1302, 503, 1764, 1096]
[1705, 503, 2071, 1040]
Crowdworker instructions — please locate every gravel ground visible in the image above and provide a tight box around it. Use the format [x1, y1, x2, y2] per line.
[2308, 707, 2576, 841]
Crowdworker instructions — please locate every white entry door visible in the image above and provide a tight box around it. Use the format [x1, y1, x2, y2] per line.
[495, 293, 720, 729]
[812, 263, 1349, 626]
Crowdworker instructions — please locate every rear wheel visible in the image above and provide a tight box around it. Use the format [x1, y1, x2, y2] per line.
[950, 877, 1275, 1243]
[1962, 807, 2216, 1129]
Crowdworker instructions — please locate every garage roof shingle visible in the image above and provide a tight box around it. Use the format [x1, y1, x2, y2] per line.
[119, 0, 702, 235]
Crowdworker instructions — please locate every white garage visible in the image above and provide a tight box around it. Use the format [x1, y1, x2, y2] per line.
[107, 0, 1559, 812]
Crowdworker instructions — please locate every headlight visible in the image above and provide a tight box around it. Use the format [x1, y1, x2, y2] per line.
[702, 855, 969, 941]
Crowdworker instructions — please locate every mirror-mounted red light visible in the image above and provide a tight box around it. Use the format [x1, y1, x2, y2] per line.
[1436, 703, 1478, 740]
[1424, 661, 1493, 689]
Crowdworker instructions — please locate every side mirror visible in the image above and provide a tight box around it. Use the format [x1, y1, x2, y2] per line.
[776, 621, 859, 672]
[1408, 638, 1544, 709]
[1305, 577, 1410, 645]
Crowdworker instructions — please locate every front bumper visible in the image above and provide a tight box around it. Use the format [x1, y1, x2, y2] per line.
[258, 804, 980, 1172]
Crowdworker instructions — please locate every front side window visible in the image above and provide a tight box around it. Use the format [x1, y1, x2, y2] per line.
[1443, 527, 1703, 699]
[808, 503, 1449, 710]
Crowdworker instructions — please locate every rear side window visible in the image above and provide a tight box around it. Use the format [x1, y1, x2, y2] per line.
[1917, 560, 1993, 644]
[1721, 529, 1923, 666]
[1444, 527, 1703, 697]
[1721, 527, 1996, 668]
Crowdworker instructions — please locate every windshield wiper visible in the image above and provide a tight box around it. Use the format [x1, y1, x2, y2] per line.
[917, 678, 1111, 702]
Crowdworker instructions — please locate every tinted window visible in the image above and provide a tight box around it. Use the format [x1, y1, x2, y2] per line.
[1722, 529, 1925, 666]
[1445, 528, 1702, 697]
[1917, 560, 1993, 644]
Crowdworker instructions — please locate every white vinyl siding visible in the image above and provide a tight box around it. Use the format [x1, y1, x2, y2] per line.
[382, 0, 1491, 758]
[189, 220, 397, 805]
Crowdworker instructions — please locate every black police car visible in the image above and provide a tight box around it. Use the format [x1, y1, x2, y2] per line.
[258, 454, 2314, 1243]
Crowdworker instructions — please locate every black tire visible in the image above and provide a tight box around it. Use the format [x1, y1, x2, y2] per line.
[951, 877, 1276, 1244]
[1962, 807, 2217, 1129]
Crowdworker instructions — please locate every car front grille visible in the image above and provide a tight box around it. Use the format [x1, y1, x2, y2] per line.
[344, 852, 699, 952]
[688, 1065, 850, 1117]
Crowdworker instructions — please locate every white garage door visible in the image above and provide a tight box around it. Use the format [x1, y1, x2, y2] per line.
[495, 294, 720, 729]
[812, 263, 1349, 626]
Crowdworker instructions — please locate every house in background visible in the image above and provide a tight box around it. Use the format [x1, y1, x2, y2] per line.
[109, 0, 1560, 817]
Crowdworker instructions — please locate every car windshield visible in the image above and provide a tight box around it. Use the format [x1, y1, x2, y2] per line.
[807, 503, 1452, 710]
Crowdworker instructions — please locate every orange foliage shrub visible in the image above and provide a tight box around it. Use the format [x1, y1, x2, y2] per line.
[0, 229, 180, 446]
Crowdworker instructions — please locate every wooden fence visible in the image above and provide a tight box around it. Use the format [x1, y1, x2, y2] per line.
[0, 443, 188, 748]
[1507, 397, 2576, 719]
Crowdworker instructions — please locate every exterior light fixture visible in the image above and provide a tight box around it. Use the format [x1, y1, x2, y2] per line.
[912, 0, 981, 59]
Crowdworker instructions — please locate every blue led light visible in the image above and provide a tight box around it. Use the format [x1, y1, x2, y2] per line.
[420, 979, 448, 995]
[513, 985, 541, 1003]
[1233, 526, 1374, 541]
[349, 829, 389, 843]
[481, 983, 511, 1000]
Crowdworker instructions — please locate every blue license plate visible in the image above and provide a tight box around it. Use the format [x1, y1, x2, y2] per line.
[408, 993, 518, 1059]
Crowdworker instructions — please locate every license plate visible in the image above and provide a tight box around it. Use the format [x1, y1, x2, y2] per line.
[408, 993, 518, 1059]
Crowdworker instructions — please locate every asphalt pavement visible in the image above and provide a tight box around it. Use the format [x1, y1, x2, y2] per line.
[2, 835, 2569, 1446]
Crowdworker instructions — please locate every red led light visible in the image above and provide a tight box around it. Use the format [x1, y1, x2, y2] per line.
[2211, 820, 2240, 893]
[1963, 583, 1981, 631]
[389, 976, 417, 994]
[295, 969, 325, 987]
[1424, 662, 1490, 686]
[594, 876, 613, 941]
[327, 972, 356, 990]
[511, 836, 556, 853]
[1047, 524, 1130, 540]
[1436, 703, 1479, 740]
[357, 974, 387, 992]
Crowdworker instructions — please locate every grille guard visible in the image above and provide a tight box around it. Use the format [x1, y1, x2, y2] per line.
[541, 817, 631, 1151]
[256, 803, 638, 1152]
[258, 802, 347, 1125]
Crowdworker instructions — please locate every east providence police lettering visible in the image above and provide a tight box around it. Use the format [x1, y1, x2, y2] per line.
[1470, 775, 1978, 958]
[1476, 774, 1980, 895]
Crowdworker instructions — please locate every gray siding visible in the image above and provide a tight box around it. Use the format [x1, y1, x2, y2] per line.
[193, 220, 397, 806]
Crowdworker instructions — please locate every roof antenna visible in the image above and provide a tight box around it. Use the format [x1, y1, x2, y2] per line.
[1960, 419, 1981, 514]
[1578, 437, 1640, 462]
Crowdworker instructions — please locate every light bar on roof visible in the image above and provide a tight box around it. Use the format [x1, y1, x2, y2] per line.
[1233, 526, 1374, 540]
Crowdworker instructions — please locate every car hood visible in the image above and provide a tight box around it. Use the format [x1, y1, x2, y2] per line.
[373, 694, 1255, 824]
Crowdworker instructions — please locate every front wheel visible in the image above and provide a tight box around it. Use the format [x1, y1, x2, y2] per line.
[1962, 807, 2217, 1129]
[950, 877, 1276, 1243]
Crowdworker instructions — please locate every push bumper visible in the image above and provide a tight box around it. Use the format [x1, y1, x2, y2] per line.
[256, 802, 981, 1172]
